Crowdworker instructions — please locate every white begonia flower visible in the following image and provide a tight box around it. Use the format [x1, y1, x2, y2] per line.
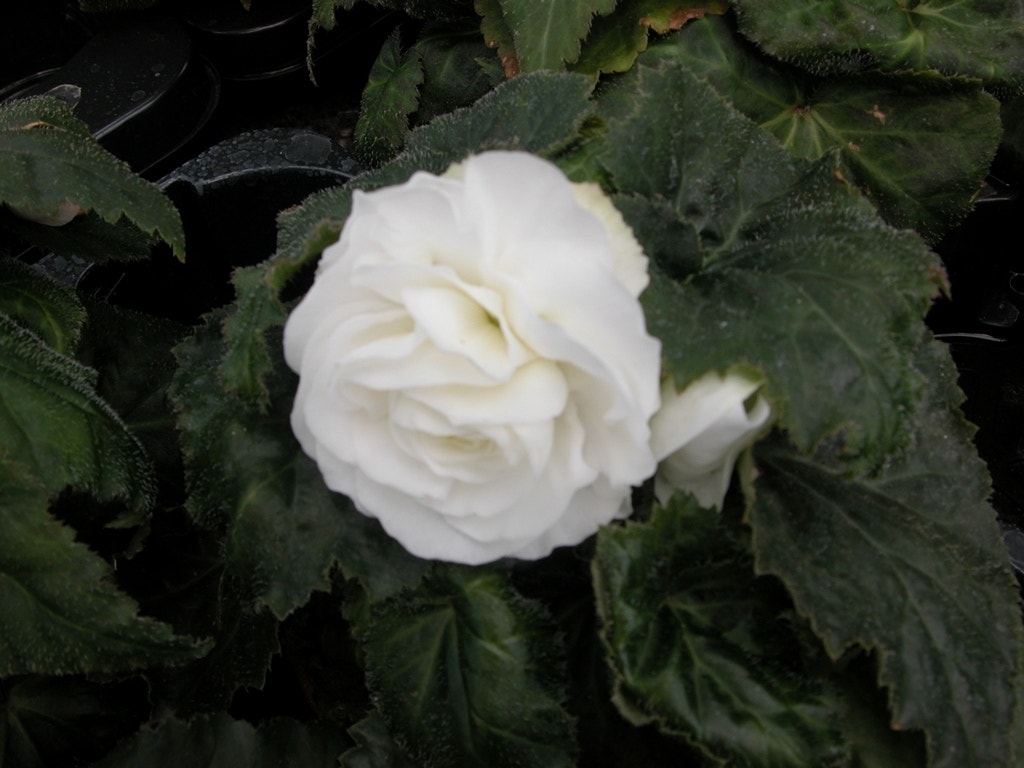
[284, 150, 662, 564]
[650, 371, 772, 510]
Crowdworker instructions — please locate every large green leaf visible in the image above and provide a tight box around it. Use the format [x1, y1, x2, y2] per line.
[220, 71, 595, 409]
[1013, 652, 1024, 767]
[92, 713, 350, 768]
[597, 58, 803, 240]
[356, 29, 426, 165]
[593, 495, 845, 766]
[656, 16, 1002, 241]
[310, 0, 351, 30]
[1, 208, 158, 265]
[0, 675, 148, 768]
[597, 59, 942, 470]
[413, 23, 504, 123]
[123, 518, 282, 717]
[0, 257, 84, 354]
[496, 0, 616, 72]
[341, 711, 423, 768]
[748, 339, 1024, 768]
[353, 566, 577, 768]
[732, 0, 1024, 89]
[0, 459, 208, 676]
[76, 299, 189, 504]
[148, 594, 279, 717]
[218, 265, 292, 411]
[573, 0, 728, 74]
[402, 69, 595, 163]
[173, 312, 428, 619]
[643, 14, 799, 123]
[0, 96, 184, 260]
[0, 313, 155, 510]
[832, 655, 928, 768]
[474, 0, 518, 77]
[539, 550, 704, 768]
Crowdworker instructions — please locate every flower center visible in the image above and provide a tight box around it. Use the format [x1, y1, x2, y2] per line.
[403, 283, 524, 379]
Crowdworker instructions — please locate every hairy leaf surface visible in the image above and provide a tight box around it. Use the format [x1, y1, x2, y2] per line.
[0, 314, 155, 510]
[173, 314, 429, 622]
[598, 59, 942, 469]
[356, 29, 425, 164]
[0, 96, 183, 260]
[732, 0, 1024, 89]
[341, 711, 423, 768]
[593, 496, 845, 766]
[93, 713, 350, 768]
[749, 340, 1024, 768]
[0, 257, 84, 354]
[0, 459, 207, 676]
[497, 0, 616, 72]
[657, 16, 1002, 240]
[574, 0, 728, 74]
[354, 566, 577, 768]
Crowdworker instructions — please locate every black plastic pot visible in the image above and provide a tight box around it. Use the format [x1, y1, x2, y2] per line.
[5, 5, 385, 323]
[181, 0, 333, 84]
[75, 127, 361, 324]
[0, 1, 90, 88]
[1, 15, 220, 176]
[174, 0, 396, 137]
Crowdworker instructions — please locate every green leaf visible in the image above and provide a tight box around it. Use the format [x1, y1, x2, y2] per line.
[573, 0, 728, 74]
[76, 298, 189, 499]
[0, 96, 184, 260]
[310, 0, 352, 32]
[0, 257, 84, 354]
[354, 565, 577, 768]
[173, 312, 429, 619]
[597, 58, 804, 235]
[92, 713, 351, 768]
[833, 655, 928, 768]
[129, 528, 283, 716]
[341, 711, 423, 768]
[413, 23, 504, 123]
[1, 208, 158, 264]
[1, 675, 148, 768]
[221, 71, 595, 410]
[748, 339, 1024, 768]
[612, 194, 703, 280]
[519, 546, 712, 768]
[474, 0, 519, 76]
[402, 69, 596, 162]
[643, 14, 799, 122]
[0, 458, 208, 676]
[1013, 649, 1024, 767]
[0, 313, 156, 510]
[356, 29, 426, 165]
[496, 0, 616, 72]
[660, 16, 1003, 241]
[219, 265, 290, 410]
[150, 595, 279, 717]
[173, 316, 350, 616]
[593, 495, 845, 766]
[598, 59, 942, 470]
[732, 0, 1024, 89]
